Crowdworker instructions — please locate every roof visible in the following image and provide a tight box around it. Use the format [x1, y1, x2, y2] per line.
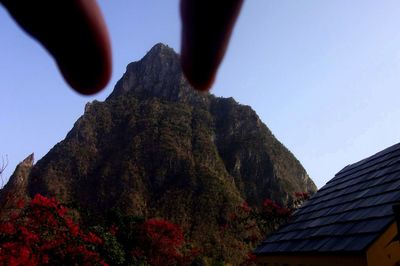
[256, 142, 400, 254]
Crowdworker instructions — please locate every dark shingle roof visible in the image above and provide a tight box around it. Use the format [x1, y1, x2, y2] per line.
[256, 143, 400, 254]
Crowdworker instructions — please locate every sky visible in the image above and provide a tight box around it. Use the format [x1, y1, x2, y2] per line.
[1, 1, 400, 188]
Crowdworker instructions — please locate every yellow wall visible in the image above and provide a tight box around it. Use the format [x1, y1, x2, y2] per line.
[256, 254, 366, 266]
[367, 221, 400, 266]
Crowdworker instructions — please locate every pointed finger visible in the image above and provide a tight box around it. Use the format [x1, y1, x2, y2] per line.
[1, 0, 112, 95]
[180, 0, 243, 91]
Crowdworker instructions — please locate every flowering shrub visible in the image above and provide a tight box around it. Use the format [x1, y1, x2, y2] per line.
[292, 192, 310, 209]
[131, 218, 198, 266]
[89, 225, 125, 265]
[226, 201, 261, 245]
[257, 198, 293, 235]
[218, 193, 311, 265]
[0, 194, 106, 266]
[257, 192, 310, 235]
[0, 192, 310, 266]
[241, 251, 257, 266]
[294, 192, 310, 200]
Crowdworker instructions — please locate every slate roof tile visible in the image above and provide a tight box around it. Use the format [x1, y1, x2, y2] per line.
[255, 143, 400, 254]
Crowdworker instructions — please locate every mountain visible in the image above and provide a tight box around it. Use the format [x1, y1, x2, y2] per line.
[0, 154, 34, 213]
[3, 43, 316, 262]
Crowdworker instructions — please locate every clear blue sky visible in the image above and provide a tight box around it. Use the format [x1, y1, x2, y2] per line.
[1, 1, 400, 188]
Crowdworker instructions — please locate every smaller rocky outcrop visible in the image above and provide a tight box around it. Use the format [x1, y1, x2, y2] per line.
[0, 154, 34, 212]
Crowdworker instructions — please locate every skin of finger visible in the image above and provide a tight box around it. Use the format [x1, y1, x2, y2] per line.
[180, 0, 243, 91]
[0, 0, 112, 95]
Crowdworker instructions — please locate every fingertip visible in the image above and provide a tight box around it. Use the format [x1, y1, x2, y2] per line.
[60, 55, 112, 95]
[180, 0, 243, 92]
[2, 0, 112, 95]
[180, 51, 214, 92]
[63, 0, 112, 95]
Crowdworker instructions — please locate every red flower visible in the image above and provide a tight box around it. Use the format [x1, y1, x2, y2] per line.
[229, 212, 237, 221]
[263, 199, 273, 207]
[241, 201, 251, 213]
[19, 226, 39, 243]
[134, 218, 186, 266]
[276, 207, 291, 218]
[109, 224, 118, 235]
[66, 217, 80, 237]
[0, 222, 15, 234]
[0, 194, 106, 265]
[17, 199, 25, 209]
[41, 255, 49, 264]
[2, 242, 18, 250]
[272, 203, 281, 210]
[84, 232, 103, 245]
[219, 223, 229, 231]
[57, 205, 67, 217]
[143, 218, 184, 247]
[294, 192, 310, 199]
[19, 247, 31, 262]
[31, 194, 57, 208]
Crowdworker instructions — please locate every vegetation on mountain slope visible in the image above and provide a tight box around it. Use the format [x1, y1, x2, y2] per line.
[0, 43, 316, 264]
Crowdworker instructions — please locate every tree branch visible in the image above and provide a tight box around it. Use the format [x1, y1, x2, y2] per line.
[0, 155, 8, 189]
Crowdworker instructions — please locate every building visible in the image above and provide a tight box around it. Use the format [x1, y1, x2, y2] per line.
[255, 143, 400, 266]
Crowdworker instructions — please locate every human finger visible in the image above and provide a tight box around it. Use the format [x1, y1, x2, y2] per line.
[180, 0, 243, 91]
[1, 0, 112, 95]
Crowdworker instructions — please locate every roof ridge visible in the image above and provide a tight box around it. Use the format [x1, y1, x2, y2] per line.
[329, 152, 400, 185]
[333, 142, 400, 177]
[314, 160, 400, 199]
[290, 198, 399, 225]
[272, 217, 394, 241]
[263, 231, 385, 245]
[304, 169, 400, 205]
[290, 200, 399, 228]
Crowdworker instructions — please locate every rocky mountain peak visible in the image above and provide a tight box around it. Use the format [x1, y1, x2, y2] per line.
[108, 43, 208, 104]
[0, 154, 34, 211]
[6, 153, 34, 188]
[140, 43, 179, 65]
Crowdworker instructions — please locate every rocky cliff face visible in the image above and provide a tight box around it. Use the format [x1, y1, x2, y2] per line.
[0, 154, 34, 212]
[107, 43, 316, 205]
[4, 43, 316, 260]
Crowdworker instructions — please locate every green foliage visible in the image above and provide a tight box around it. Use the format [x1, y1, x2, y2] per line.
[90, 225, 126, 265]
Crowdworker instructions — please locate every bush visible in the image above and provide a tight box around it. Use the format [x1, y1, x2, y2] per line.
[0, 194, 106, 265]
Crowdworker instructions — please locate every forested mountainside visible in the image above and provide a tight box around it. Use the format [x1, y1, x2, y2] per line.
[1, 43, 316, 264]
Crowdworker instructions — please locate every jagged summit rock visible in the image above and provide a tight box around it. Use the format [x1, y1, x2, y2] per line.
[0, 154, 34, 211]
[109, 43, 207, 103]
[5, 153, 34, 189]
[140, 43, 179, 65]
